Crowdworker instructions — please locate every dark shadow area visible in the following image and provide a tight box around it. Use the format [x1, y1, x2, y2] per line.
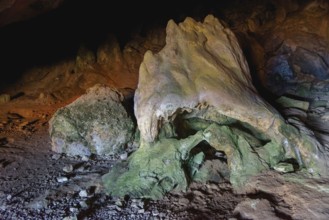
[173, 113, 199, 139]
[190, 141, 227, 163]
[0, 0, 229, 90]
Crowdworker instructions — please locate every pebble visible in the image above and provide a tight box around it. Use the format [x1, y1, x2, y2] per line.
[178, 198, 189, 205]
[79, 201, 88, 208]
[69, 207, 78, 213]
[79, 190, 88, 198]
[120, 152, 128, 160]
[215, 151, 226, 158]
[52, 154, 61, 160]
[27, 199, 48, 210]
[0, 204, 6, 211]
[138, 209, 145, 214]
[152, 209, 160, 216]
[76, 166, 85, 172]
[108, 210, 117, 215]
[115, 200, 123, 207]
[81, 155, 89, 161]
[138, 201, 144, 208]
[57, 176, 68, 183]
[63, 165, 74, 173]
[63, 216, 77, 220]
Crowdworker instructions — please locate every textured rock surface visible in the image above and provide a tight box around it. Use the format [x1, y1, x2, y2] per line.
[135, 15, 278, 143]
[235, 171, 329, 220]
[49, 85, 134, 156]
[103, 131, 206, 199]
[242, 0, 329, 160]
[103, 15, 326, 199]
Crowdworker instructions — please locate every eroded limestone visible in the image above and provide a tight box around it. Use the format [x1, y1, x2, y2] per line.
[102, 15, 326, 199]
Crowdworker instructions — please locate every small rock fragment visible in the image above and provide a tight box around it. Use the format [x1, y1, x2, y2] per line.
[69, 207, 78, 213]
[152, 209, 160, 216]
[120, 152, 128, 160]
[273, 162, 294, 173]
[63, 165, 74, 173]
[79, 190, 88, 198]
[178, 198, 189, 205]
[51, 154, 61, 160]
[79, 201, 88, 208]
[115, 200, 123, 207]
[81, 155, 89, 161]
[57, 176, 68, 183]
[63, 216, 77, 220]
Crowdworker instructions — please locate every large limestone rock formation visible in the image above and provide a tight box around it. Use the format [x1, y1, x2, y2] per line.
[103, 15, 326, 199]
[49, 84, 135, 156]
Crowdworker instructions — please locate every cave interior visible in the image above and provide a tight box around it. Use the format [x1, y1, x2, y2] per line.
[1, 0, 329, 219]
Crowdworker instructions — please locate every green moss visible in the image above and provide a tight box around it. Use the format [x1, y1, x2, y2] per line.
[102, 131, 205, 199]
[278, 123, 325, 177]
[260, 141, 285, 167]
[230, 136, 269, 186]
[103, 119, 325, 199]
[187, 152, 205, 178]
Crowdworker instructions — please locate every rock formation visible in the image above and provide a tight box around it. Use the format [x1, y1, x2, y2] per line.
[49, 84, 135, 156]
[102, 15, 327, 199]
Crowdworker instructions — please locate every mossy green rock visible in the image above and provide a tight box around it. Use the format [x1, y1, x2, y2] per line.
[102, 131, 205, 199]
[102, 15, 327, 200]
[49, 85, 134, 156]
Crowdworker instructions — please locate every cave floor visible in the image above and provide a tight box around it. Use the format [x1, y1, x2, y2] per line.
[0, 100, 243, 219]
[1, 94, 329, 220]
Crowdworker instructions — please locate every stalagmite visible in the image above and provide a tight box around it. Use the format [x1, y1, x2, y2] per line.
[103, 15, 326, 199]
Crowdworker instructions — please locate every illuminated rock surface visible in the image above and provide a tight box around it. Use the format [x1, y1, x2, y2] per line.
[103, 15, 326, 199]
[49, 84, 135, 156]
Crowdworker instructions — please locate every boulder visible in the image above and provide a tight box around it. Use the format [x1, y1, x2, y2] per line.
[49, 84, 135, 156]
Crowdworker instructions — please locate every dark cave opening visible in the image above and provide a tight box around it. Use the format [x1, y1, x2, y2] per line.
[186, 140, 229, 183]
